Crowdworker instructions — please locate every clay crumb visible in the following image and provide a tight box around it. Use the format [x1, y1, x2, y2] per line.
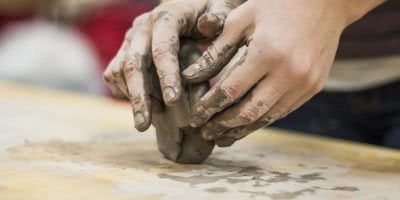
[205, 187, 228, 193]
[331, 186, 359, 192]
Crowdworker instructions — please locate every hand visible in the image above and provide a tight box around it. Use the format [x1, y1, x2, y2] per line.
[183, 0, 385, 147]
[103, 0, 245, 132]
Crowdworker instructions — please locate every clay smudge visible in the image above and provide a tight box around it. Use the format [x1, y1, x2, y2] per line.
[158, 166, 264, 186]
[159, 167, 326, 187]
[267, 171, 291, 183]
[267, 171, 326, 184]
[296, 173, 326, 183]
[158, 166, 264, 185]
[239, 188, 316, 200]
[297, 163, 306, 167]
[239, 190, 268, 197]
[205, 187, 228, 193]
[267, 188, 316, 200]
[331, 186, 359, 192]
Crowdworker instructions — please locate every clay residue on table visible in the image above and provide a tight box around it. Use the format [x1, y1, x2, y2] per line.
[240, 188, 316, 200]
[159, 166, 265, 185]
[205, 187, 228, 193]
[159, 167, 328, 187]
[331, 186, 359, 192]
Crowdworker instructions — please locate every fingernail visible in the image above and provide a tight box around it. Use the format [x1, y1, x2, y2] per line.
[183, 63, 201, 78]
[190, 116, 204, 127]
[198, 13, 223, 38]
[183, 68, 196, 78]
[134, 112, 145, 128]
[209, 13, 224, 28]
[163, 87, 176, 103]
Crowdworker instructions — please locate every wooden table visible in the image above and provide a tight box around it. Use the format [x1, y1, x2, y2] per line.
[1, 81, 399, 200]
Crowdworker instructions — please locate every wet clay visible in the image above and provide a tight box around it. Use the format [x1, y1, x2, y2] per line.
[150, 40, 215, 164]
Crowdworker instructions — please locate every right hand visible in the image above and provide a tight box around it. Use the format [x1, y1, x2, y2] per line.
[103, 0, 246, 132]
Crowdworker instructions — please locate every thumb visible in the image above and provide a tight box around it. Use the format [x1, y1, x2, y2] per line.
[197, 0, 246, 38]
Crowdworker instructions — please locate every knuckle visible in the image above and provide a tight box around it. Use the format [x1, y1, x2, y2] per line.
[152, 45, 171, 60]
[286, 56, 312, 80]
[123, 56, 141, 76]
[264, 44, 287, 64]
[200, 46, 218, 68]
[151, 9, 178, 24]
[111, 68, 123, 78]
[239, 106, 260, 124]
[103, 70, 112, 82]
[130, 94, 143, 106]
[152, 39, 179, 60]
[133, 13, 150, 27]
[219, 83, 240, 103]
[206, 120, 228, 133]
[104, 64, 122, 80]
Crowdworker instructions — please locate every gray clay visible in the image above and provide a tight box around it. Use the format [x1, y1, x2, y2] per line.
[150, 40, 215, 164]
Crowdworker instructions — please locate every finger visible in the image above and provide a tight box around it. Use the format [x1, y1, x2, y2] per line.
[200, 73, 288, 140]
[183, 11, 251, 83]
[189, 44, 271, 127]
[215, 54, 331, 147]
[264, 91, 306, 123]
[151, 12, 181, 105]
[215, 114, 273, 147]
[197, 0, 246, 38]
[151, 2, 206, 105]
[211, 46, 248, 84]
[124, 14, 153, 132]
[103, 32, 131, 98]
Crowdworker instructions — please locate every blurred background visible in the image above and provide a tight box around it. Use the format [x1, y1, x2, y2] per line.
[0, 0, 157, 95]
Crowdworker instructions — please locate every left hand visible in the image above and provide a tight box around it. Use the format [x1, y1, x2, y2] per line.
[182, 0, 384, 147]
[102, 0, 245, 132]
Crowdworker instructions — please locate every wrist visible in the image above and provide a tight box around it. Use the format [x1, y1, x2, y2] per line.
[342, 0, 386, 26]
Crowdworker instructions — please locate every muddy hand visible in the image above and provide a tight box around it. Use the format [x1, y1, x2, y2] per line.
[103, 0, 246, 132]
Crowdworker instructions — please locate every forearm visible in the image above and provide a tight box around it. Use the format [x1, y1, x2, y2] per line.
[345, 0, 386, 25]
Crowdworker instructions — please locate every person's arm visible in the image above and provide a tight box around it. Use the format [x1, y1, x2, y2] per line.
[182, 0, 387, 147]
[346, 0, 386, 24]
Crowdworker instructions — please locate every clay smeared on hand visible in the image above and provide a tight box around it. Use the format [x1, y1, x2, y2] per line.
[102, 0, 250, 163]
[150, 40, 215, 164]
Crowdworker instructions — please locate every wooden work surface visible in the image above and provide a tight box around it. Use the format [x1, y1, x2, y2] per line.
[0, 81, 399, 200]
